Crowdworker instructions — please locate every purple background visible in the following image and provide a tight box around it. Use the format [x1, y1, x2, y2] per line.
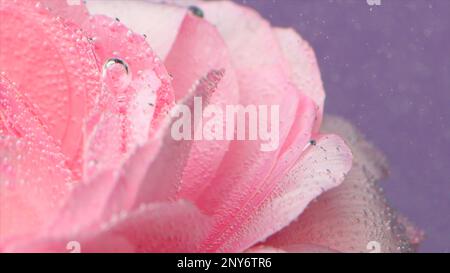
[234, 0, 450, 252]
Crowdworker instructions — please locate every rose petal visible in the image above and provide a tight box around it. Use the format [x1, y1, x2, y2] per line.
[80, 14, 175, 179]
[38, 0, 90, 25]
[0, 0, 101, 175]
[164, 13, 240, 201]
[149, 0, 331, 252]
[197, 95, 317, 252]
[264, 116, 420, 253]
[8, 70, 221, 249]
[86, 1, 241, 201]
[274, 28, 325, 132]
[45, 70, 225, 239]
[84, 6, 323, 241]
[172, 0, 316, 252]
[203, 134, 352, 252]
[130, 70, 226, 205]
[6, 201, 211, 253]
[82, 201, 211, 253]
[45, 168, 128, 238]
[0, 75, 74, 242]
[85, 0, 187, 60]
[165, 13, 239, 102]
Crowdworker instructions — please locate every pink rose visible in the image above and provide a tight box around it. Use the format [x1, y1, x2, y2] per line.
[0, 0, 421, 253]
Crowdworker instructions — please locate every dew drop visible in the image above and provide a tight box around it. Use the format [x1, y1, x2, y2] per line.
[102, 58, 131, 94]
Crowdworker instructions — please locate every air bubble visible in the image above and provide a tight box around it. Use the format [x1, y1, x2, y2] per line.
[188, 6, 204, 18]
[102, 58, 131, 95]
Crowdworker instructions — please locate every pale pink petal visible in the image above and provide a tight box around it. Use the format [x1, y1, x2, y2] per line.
[85, 0, 187, 60]
[84, 201, 211, 253]
[197, 95, 317, 252]
[265, 116, 420, 253]
[6, 201, 211, 253]
[165, 13, 239, 101]
[204, 134, 352, 252]
[173, 0, 316, 252]
[38, 0, 90, 25]
[142, 2, 330, 253]
[164, 13, 240, 201]
[0, 0, 101, 175]
[274, 28, 325, 132]
[130, 70, 226, 205]
[45, 70, 225, 239]
[86, 1, 241, 201]
[80, 15, 174, 179]
[0, 76, 74, 243]
[45, 170, 123, 238]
